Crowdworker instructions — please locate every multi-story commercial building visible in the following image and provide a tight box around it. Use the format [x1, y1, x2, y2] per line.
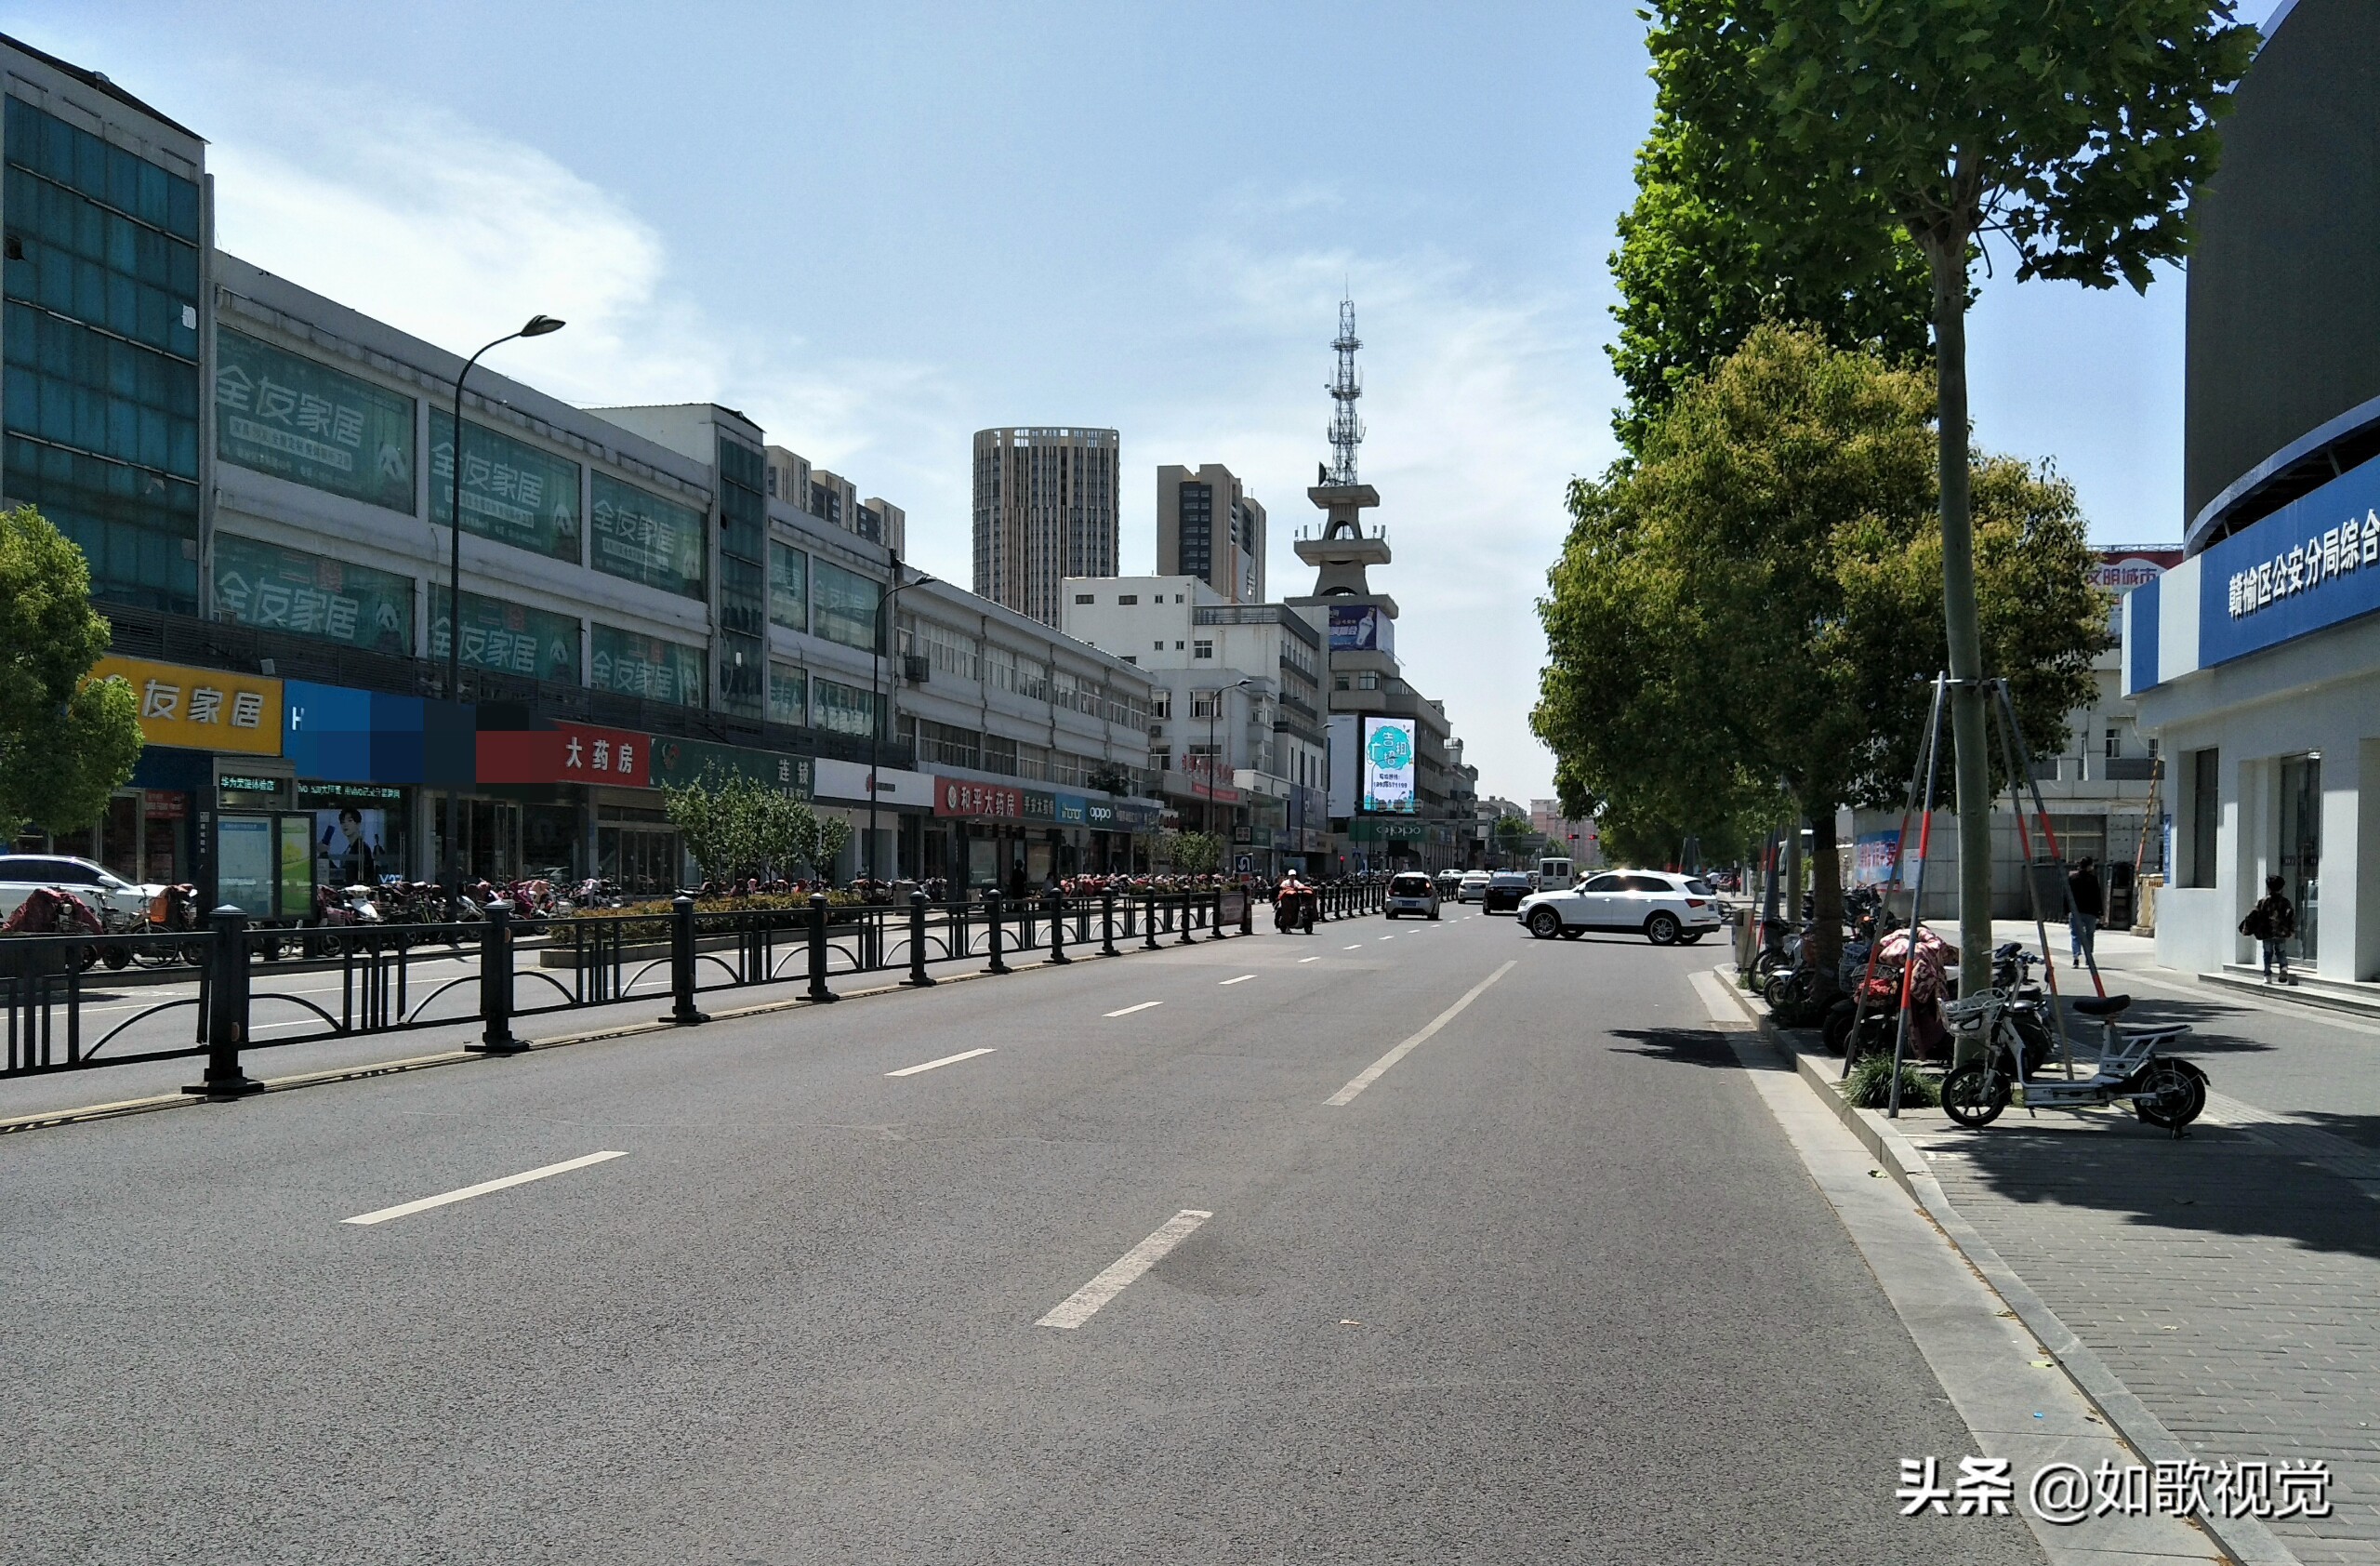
[1064, 575, 1330, 877]
[972, 426, 1118, 626]
[896, 577, 1157, 888]
[762, 446, 906, 555]
[0, 32, 1153, 908]
[1530, 800, 1602, 869]
[1156, 463, 1264, 604]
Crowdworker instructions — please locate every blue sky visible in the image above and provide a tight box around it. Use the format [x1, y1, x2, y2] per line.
[13, 1, 2279, 804]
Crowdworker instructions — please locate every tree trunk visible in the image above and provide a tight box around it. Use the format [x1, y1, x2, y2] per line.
[1928, 236, 1995, 1005]
[1808, 806, 1843, 996]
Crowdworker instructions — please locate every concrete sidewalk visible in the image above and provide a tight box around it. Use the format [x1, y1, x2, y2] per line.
[1741, 944, 2380, 1564]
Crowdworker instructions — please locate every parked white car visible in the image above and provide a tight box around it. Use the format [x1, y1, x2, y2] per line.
[0, 855, 155, 924]
[1515, 869, 1725, 946]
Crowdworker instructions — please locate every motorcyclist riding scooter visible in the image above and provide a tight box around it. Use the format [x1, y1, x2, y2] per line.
[1274, 872, 1318, 934]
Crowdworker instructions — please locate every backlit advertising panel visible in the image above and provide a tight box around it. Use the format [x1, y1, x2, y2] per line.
[1359, 715, 1417, 815]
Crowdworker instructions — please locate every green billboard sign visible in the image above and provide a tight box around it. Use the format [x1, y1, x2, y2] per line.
[590, 623, 707, 707]
[430, 585, 579, 684]
[645, 736, 813, 798]
[430, 411, 581, 563]
[590, 473, 706, 600]
[212, 532, 414, 654]
[215, 328, 416, 512]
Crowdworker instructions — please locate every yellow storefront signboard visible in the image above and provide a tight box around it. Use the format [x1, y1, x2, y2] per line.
[89, 656, 284, 757]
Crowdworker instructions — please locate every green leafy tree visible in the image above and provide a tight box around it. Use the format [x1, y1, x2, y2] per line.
[1534, 326, 2106, 981]
[1645, 0, 2254, 989]
[0, 506, 145, 837]
[1159, 829, 1223, 875]
[662, 769, 763, 886]
[1609, 108, 1935, 453]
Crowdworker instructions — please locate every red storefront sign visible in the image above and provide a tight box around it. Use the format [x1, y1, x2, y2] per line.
[142, 790, 189, 819]
[935, 778, 1024, 819]
[476, 723, 652, 786]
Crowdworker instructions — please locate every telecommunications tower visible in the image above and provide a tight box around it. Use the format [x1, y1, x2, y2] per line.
[1327, 296, 1364, 486]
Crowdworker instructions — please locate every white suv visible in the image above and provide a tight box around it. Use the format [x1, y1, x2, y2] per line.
[1516, 869, 1724, 946]
[0, 855, 155, 924]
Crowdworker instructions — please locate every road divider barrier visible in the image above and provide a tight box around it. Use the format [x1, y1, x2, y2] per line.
[0, 880, 1385, 1098]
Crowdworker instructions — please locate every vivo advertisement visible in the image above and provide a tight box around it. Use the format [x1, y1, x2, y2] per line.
[1360, 715, 1418, 815]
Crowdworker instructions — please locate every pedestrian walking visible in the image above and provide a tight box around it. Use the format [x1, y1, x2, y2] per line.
[2067, 855, 2104, 967]
[2241, 873, 2298, 984]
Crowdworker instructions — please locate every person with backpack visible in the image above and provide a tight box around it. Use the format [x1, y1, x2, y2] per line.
[2241, 874, 2298, 985]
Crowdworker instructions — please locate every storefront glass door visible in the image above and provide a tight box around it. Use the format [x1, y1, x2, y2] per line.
[599, 825, 682, 897]
[2279, 754, 2320, 962]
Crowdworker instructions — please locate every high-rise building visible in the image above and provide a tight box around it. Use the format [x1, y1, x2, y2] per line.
[1157, 463, 1264, 604]
[972, 427, 1118, 625]
[0, 34, 207, 615]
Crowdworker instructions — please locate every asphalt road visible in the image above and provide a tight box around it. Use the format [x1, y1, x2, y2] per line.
[4, 909, 2042, 1564]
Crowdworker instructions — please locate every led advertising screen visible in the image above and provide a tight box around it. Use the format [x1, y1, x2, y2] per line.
[1360, 715, 1417, 814]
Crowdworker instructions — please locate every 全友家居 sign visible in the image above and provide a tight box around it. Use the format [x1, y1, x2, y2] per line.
[92, 656, 283, 756]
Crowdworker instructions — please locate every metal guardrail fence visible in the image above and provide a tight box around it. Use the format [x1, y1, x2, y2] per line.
[0, 882, 1388, 1097]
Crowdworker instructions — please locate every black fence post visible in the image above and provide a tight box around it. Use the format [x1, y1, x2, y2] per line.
[1208, 887, 1227, 940]
[1046, 889, 1071, 963]
[807, 892, 839, 1003]
[1101, 889, 1118, 957]
[985, 889, 1011, 975]
[907, 889, 935, 987]
[184, 906, 260, 1100]
[668, 894, 707, 1026]
[1176, 891, 1196, 946]
[469, 899, 523, 1055]
[1141, 893, 1159, 950]
[1240, 892, 1254, 936]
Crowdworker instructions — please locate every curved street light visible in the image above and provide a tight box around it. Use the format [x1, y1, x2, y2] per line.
[443, 314, 563, 913]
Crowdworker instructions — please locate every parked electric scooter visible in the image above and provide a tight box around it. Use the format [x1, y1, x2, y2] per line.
[1939, 988, 2205, 1136]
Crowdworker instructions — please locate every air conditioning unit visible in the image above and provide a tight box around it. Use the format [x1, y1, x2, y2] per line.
[902, 654, 930, 683]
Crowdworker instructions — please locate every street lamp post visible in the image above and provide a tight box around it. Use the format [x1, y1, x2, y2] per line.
[1205, 676, 1255, 844]
[442, 315, 563, 915]
[866, 559, 934, 892]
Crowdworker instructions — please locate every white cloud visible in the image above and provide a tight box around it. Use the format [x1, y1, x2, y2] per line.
[207, 77, 960, 525]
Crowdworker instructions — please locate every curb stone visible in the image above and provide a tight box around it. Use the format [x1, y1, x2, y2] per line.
[1713, 965, 2300, 1566]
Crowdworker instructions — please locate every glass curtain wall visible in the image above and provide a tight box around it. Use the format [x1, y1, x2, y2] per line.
[2, 96, 202, 610]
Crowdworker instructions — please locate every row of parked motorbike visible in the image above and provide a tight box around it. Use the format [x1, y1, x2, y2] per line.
[0, 876, 641, 972]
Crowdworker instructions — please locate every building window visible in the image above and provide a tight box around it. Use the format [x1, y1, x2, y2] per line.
[2186, 748, 2219, 889]
[2105, 727, 2120, 759]
[1122, 655, 1136, 665]
[811, 675, 880, 737]
[1189, 692, 1219, 718]
[1193, 640, 1213, 659]
[1152, 749, 1170, 773]
[769, 540, 809, 631]
[812, 558, 881, 650]
[769, 661, 807, 728]
[1152, 691, 1171, 718]
[1117, 594, 1137, 605]
[1075, 592, 1094, 604]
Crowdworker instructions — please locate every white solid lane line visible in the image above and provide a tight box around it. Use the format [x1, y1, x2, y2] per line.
[887, 1046, 997, 1077]
[1038, 1209, 1212, 1330]
[1326, 961, 1517, 1108]
[1105, 1001, 1164, 1017]
[1299, 956, 1322, 963]
[1378, 936, 1395, 941]
[342, 1150, 628, 1227]
[1219, 974, 1255, 986]
[1344, 944, 1363, 950]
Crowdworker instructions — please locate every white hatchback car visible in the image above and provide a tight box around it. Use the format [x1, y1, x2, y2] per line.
[1516, 869, 1725, 946]
[1456, 870, 1491, 903]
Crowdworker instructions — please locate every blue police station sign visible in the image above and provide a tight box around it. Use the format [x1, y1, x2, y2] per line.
[2196, 454, 2380, 669]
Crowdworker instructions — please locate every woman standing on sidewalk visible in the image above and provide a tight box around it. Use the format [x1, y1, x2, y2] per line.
[2241, 874, 2298, 985]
